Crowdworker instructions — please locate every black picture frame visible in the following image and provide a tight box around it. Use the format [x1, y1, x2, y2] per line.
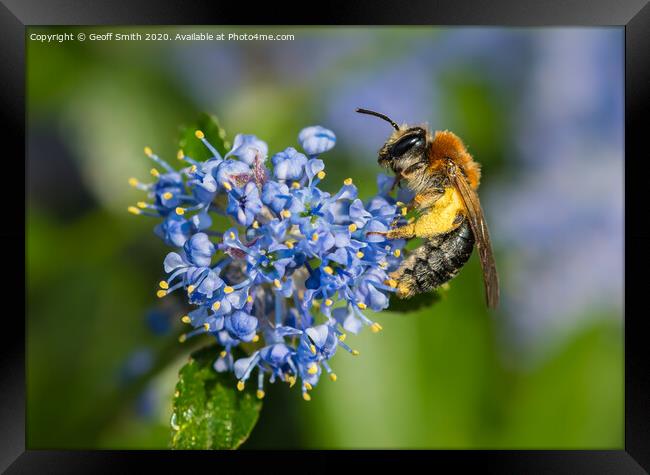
[3, 0, 648, 472]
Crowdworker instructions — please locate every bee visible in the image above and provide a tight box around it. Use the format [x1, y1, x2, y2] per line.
[357, 108, 499, 309]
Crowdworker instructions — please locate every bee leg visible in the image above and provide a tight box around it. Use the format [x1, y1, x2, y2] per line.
[385, 223, 416, 240]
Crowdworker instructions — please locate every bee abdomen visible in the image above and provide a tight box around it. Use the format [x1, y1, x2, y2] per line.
[393, 220, 475, 298]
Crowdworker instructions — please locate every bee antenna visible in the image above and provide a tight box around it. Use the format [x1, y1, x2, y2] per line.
[356, 108, 400, 131]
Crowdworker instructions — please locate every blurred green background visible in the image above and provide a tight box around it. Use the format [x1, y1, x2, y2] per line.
[26, 26, 623, 449]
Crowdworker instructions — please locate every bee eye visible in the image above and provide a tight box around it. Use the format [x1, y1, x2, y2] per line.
[391, 135, 423, 157]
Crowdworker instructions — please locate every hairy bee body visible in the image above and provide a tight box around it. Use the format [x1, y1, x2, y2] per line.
[356, 107, 499, 308]
[391, 219, 475, 298]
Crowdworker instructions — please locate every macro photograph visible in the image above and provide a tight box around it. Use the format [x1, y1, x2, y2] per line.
[24, 25, 624, 451]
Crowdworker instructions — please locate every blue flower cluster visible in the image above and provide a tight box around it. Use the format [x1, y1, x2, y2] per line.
[129, 125, 405, 401]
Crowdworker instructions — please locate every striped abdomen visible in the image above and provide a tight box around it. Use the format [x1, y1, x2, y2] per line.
[392, 219, 475, 298]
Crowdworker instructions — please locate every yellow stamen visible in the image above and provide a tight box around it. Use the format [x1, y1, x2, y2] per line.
[137, 201, 147, 209]
[379, 261, 388, 269]
[370, 322, 383, 333]
[159, 280, 169, 289]
[356, 251, 364, 259]
[178, 334, 187, 343]
[338, 333, 347, 342]
[156, 289, 167, 298]
[252, 220, 259, 229]
[311, 233, 319, 242]
[310, 344, 317, 354]
[348, 223, 358, 232]
[174, 390, 180, 398]
[222, 181, 232, 191]
[325, 298, 333, 307]
[177, 149, 185, 160]
[256, 390, 265, 399]
[329, 373, 337, 382]
[291, 181, 301, 189]
[128, 206, 141, 215]
[357, 302, 367, 310]
[304, 382, 313, 390]
[175, 207, 185, 215]
[393, 249, 401, 257]
[229, 231, 236, 240]
[189, 165, 197, 173]
[128, 177, 139, 187]
[237, 380, 245, 391]
[317, 171, 326, 180]
[252, 334, 260, 343]
[308, 364, 318, 375]
[150, 168, 160, 177]
[212, 301, 221, 311]
[162, 191, 173, 200]
[285, 240, 294, 249]
[181, 315, 191, 324]
[288, 376, 296, 387]
[247, 295, 253, 303]
[220, 350, 227, 358]
[203, 323, 210, 331]
[144, 146, 153, 156]
[274, 279, 282, 289]
[401, 207, 408, 216]
[187, 285, 195, 294]
[224, 286, 234, 294]
[195, 130, 205, 139]
[303, 392, 311, 401]
[323, 266, 334, 275]
[352, 349, 360, 356]
[280, 209, 292, 219]
[344, 178, 353, 186]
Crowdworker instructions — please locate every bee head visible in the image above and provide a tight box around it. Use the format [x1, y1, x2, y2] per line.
[356, 107, 427, 175]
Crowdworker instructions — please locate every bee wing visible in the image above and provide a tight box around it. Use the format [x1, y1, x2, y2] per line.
[448, 168, 500, 309]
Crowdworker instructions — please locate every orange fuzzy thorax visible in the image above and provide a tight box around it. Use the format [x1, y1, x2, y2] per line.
[427, 130, 481, 189]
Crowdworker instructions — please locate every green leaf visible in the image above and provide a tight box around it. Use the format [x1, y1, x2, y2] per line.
[388, 289, 443, 313]
[178, 113, 230, 161]
[170, 345, 262, 449]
